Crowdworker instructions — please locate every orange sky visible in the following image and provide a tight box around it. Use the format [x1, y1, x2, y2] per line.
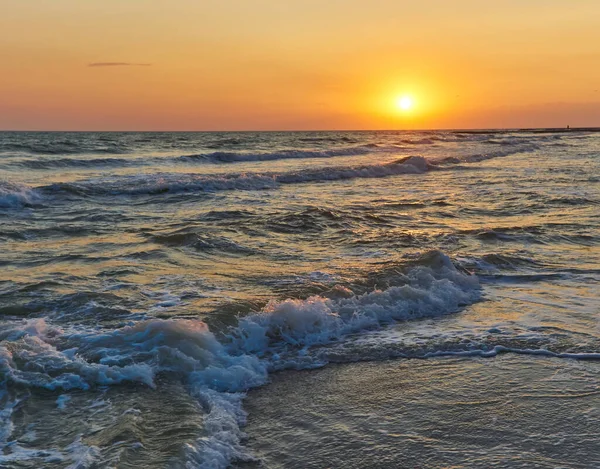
[1, 0, 599, 130]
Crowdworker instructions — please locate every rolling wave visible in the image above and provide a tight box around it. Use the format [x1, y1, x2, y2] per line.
[435, 143, 539, 164]
[9, 156, 134, 170]
[2, 139, 541, 172]
[41, 156, 431, 197]
[179, 144, 395, 163]
[5, 144, 539, 205]
[40, 142, 537, 199]
[7, 144, 398, 170]
[0, 142, 128, 155]
[0, 142, 541, 211]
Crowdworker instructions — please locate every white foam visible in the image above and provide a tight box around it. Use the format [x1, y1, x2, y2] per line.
[0, 319, 155, 391]
[184, 388, 255, 468]
[0, 435, 100, 468]
[64, 436, 101, 469]
[0, 180, 42, 208]
[174, 252, 480, 467]
[3, 256, 596, 467]
[229, 251, 479, 354]
[56, 394, 71, 410]
[0, 393, 18, 445]
[0, 443, 65, 465]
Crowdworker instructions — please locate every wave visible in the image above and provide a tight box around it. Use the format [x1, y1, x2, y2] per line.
[265, 207, 357, 234]
[12, 143, 538, 206]
[484, 138, 529, 145]
[392, 133, 498, 145]
[423, 345, 600, 360]
[454, 223, 599, 247]
[460, 253, 544, 271]
[10, 156, 134, 170]
[41, 156, 431, 197]
[205, 137, 247, 147]
[2, 139, 542, 173]
[5, 144, 398, 171]
[148, 229, 257, 254]
[227, 251, 480, 353]
[0, 142, 128, 155]
[0, 251, 480, 467]
[434, 143, 539, 165]
[313, 331, 600, 367]
[397, 138, 435, 145]
[2, 250, 599, 466]
[0, 180, 43, 209]
[42, 142, 539, 200]
[179, 144, 396, 164]
[409, 133, 503, 144]
[544, 195, 599, 206]
[297, 136, 358, 143]
[30, 145, 538, 201]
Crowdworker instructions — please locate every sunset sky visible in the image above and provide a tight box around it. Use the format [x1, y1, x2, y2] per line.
[1, 0, 599, 130]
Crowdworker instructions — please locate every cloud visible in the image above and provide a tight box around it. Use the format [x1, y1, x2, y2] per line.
[88, 62, 151, 67]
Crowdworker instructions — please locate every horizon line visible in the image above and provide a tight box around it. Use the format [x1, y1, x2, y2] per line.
[1, 126, 599, 133]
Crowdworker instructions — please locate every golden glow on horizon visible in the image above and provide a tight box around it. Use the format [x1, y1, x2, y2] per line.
[1, 1, 599, 130]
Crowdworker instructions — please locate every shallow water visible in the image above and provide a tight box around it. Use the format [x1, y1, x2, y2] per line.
[239, 356, 600, 469]
[0, 130, 599, 468]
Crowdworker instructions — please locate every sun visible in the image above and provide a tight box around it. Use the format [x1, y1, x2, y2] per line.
[396, 95, 414, 111]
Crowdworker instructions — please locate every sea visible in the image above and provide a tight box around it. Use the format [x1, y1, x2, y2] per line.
[0, 129, 599, 468]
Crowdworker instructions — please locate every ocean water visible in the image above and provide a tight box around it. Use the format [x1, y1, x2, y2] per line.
[0, 130, 598, 468]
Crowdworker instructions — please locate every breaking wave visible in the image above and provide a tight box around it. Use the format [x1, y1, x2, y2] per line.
[1, 250, 598, 467]
[0, 181, 43, 209]
[0, 251, 479, 467]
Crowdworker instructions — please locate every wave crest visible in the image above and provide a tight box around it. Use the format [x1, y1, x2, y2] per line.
[179, 144, 396, 163]
[42, 156, 431, 197]
[0, 180, 42, 209]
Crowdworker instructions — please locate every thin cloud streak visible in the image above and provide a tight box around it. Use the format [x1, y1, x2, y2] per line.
[88, 62, 152, 67]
